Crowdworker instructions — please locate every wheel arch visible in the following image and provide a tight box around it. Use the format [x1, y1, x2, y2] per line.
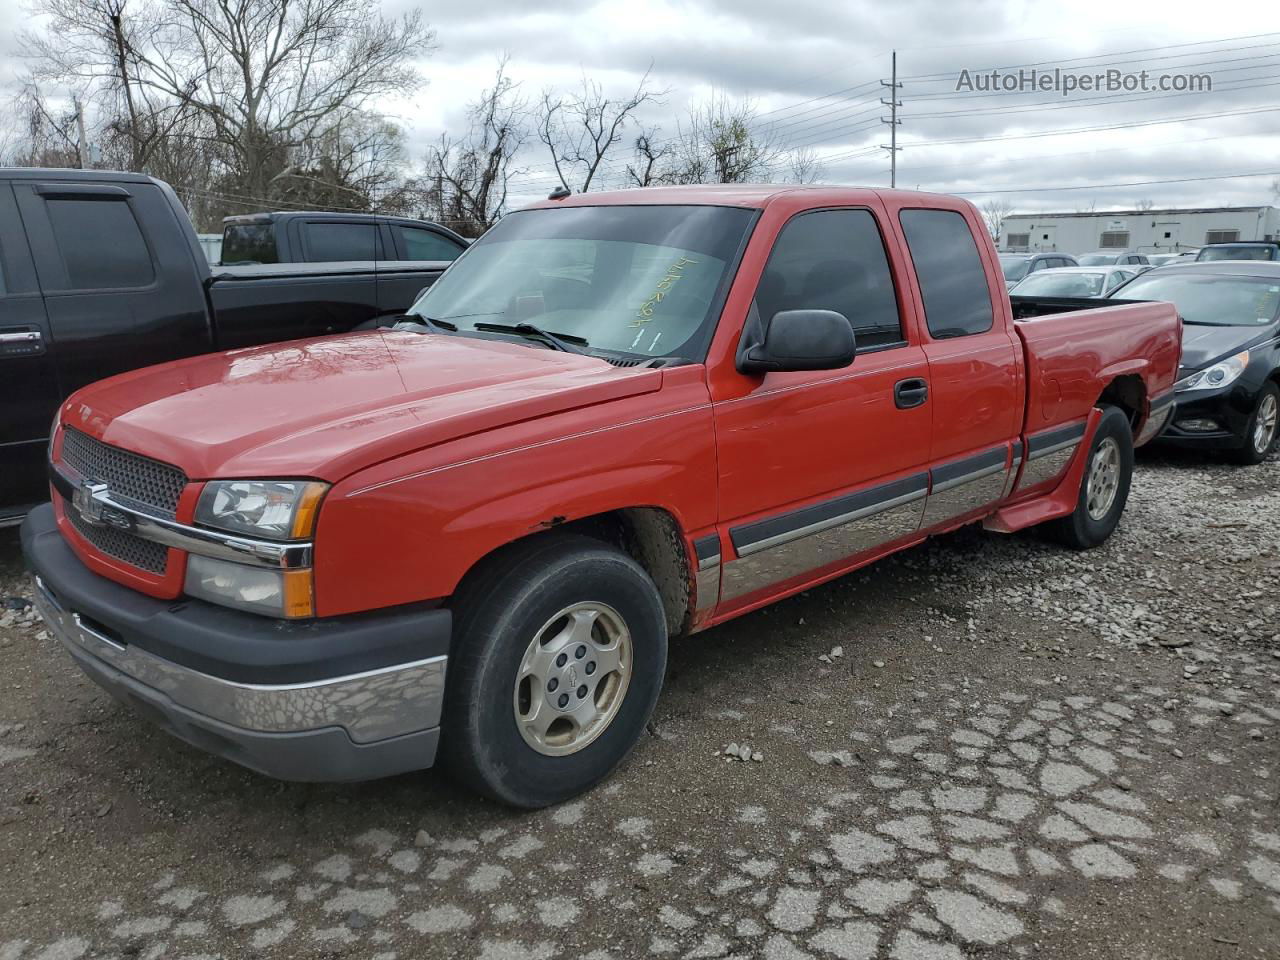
[452, 506, 696, 638]
[1096, 374, 1146, 430]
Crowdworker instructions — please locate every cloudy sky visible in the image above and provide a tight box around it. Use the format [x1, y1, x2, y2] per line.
[4, 0, 1280, 213]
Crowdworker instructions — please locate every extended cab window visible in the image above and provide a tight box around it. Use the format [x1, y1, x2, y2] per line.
[221, 223, 278, 264]
[900, 209, 993, 339]
[46, 197, 154, 289]
[395, 225, 463, 261]
[755, 209, 904, 349]
[304, 222, 381, 262]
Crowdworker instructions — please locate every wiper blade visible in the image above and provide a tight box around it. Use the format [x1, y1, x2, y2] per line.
[473, 321, 589, 354]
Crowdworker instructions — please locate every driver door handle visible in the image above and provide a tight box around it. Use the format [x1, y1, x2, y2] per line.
[894, 377, 928, 409]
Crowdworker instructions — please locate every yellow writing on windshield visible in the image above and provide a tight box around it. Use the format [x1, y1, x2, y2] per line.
[634, 256, 699, 327]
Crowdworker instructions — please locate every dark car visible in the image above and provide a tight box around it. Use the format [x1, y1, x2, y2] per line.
[0, 168, 451, 525]
[1077, 251, 1150, 267]
[997, 251, 1079, 289]
[220, 211, 468, 266]
[1110, 262, 1280, 463]
[1194, 241, 1280, 263]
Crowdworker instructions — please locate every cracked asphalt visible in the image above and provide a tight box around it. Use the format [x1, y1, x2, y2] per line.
[0, 446, 1277, 960]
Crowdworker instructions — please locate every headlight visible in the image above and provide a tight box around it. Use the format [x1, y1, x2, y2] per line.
[195, 480, 327, 540]
[184, 554, 314, 619]
[1175, 350, 1250, 393]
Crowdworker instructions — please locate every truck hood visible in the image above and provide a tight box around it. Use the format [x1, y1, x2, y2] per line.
[1179, 322, 1277, 372]
[62, 331, 663, 480]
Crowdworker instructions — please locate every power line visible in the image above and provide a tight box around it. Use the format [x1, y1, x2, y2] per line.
[958, 169, 1280, 197]
[906, 76, 1280, 122]
[899, 30, 1280, 81]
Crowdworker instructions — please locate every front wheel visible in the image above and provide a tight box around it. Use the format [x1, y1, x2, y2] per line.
[441, 534, 668, 808]
[1048, 405, 1134, 550]
[1229, 381, 1279, 465]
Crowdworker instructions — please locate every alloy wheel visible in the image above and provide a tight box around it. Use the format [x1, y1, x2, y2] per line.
[512, 601, 633, 757]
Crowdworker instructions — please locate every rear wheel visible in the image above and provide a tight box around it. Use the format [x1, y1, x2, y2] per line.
[441, 534, 667, 808]
[1048, 405, 1134, 550]
[1229, 381, 1279, 465]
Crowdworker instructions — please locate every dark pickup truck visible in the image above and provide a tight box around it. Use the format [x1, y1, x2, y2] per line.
[220, 210, 468, 265]
[0, 168, 453, 524]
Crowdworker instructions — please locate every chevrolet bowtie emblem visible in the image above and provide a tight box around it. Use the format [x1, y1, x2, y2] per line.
[72, 482, 110, 527]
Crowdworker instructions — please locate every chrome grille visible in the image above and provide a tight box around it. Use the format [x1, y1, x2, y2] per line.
[66, 499, 169, 574]
[60, 427, 187, 519]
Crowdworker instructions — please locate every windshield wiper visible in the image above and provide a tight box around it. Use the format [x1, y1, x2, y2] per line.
[473, 321, 589, 354]
[389, 314, 458, 333]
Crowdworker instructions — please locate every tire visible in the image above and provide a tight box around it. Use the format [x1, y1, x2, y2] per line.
[1048, 405, 1134, 550]
[1228, 381, 1279, 465]
[440, 534, 668, 808]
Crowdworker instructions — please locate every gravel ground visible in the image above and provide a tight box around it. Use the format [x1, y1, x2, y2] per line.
[0, 447, 1277, 960]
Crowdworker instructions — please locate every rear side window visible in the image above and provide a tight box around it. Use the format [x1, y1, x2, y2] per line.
[395, 226, 463, 261]
[46, 198, 154, 289]
[755, 209, 904, 349]
[304, 222, 380, 261]
[899, 209, 993, 339]
[221, 223, 278, 264]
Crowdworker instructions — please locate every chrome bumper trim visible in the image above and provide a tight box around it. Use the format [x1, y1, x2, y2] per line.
[34, 577, 445, 743]
[51, 463, 312, 569]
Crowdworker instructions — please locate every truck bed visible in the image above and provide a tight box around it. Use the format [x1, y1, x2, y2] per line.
[1009, 294, 1148, 321]
[1012, 298, 1182, 439]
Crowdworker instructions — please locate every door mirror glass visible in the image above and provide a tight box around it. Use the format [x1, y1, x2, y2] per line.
[737, 309, 857, 375]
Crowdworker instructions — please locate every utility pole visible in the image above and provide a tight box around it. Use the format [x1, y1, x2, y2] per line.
[73, 95, 90, 170]
[880, 50, 902, 188]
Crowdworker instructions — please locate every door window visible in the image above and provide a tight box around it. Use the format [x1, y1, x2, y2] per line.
[395, 226, 464, 261]
[899, 209, 994, 339]
[754, 209, 904, 349]
[45, 198, 154, 289]
[304, 222, 381, 261]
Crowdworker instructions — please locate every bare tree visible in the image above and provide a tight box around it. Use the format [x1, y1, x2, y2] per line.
[980, 199, 1015, 241]
[0, 84, 84, 167]
[417, 60, 526, 236]
[626, 133, 670, 188]
[786, 146, 824, 185]
[1134, 198, 1155, 212]
[538, 71, 662, 193]
[663, 94, 782, 185]
[25, 0, 433, 214]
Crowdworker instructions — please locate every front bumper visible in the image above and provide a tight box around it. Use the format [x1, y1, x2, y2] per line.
[21, 504, 451, 782]
[1159, 385, 1251, 450]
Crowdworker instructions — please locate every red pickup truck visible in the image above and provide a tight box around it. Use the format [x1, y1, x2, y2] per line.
[21, 185, 1181, 807]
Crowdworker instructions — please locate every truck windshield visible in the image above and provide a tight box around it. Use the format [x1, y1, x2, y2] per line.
[406, 204, 755, 358]
[999, 256, 1030, 281]
[1111, 273, 1280, 326]
[1196, 245, 1277, 262]
[221, 223, 278, 265]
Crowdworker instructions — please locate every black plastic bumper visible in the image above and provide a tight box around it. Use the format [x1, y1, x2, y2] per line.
[1159, 387, 1250, 450]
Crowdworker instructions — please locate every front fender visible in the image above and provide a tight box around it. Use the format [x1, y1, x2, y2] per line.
[311, 374, 717, 617]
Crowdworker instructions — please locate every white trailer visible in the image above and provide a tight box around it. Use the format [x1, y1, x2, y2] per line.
[1000, 206, 1280, 256]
